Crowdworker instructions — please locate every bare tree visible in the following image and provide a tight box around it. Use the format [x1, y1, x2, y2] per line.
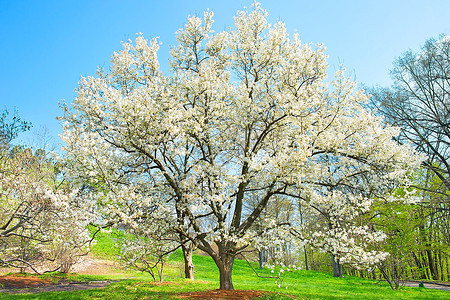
[369, 36, 450, 194]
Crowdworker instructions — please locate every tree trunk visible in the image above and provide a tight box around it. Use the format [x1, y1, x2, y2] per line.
[217, 256, 234, 290]
[411, 251, 422, 279]
[158, 259, 164, 283]
[426, 246, 438, 280]
[332, 255, 342, 277]
[182, 243, 195, 280]
[304, 246, 309, 271]
[445, 255, 450, 281]
[258, 250, 264, 269]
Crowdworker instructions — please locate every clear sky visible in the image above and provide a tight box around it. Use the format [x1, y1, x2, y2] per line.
[1, 0, 449, 147]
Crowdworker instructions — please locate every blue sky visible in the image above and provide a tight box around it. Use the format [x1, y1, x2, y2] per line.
[1, 0, 449, 147]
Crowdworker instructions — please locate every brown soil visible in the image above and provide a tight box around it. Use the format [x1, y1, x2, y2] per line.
[0, 256, 118, 293]
[0, 275, 53, 289]
[71, 257, 119, 275]
[0, 274, 112, 294]
[177, 289, 267, 299]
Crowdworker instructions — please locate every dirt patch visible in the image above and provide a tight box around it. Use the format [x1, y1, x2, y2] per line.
[71, 257, 118, 275]
[177, 289, 267, 299]
[0, 274, 112, 294]
[150, 281, 178, 286]
[0, 256, 118, 276]
[0, 275, 53, 289]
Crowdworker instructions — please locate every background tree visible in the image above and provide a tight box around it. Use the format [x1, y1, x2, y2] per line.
[372, 200, 421, 290]
[0, 109, 94, 273]
[0, 108, 31, 148]
[249, 196, 298, 270]
[61, 3, 422, 290]
[370, 35, 449, 191]
[369, 35, 450, 282]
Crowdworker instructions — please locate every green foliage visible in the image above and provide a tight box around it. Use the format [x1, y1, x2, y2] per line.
[0, 108, 31, 146]
[88, 227, 124, 260]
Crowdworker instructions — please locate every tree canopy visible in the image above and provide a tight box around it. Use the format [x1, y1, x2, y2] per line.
[370, 35, 450, 192]
[61, 3, 422, 290]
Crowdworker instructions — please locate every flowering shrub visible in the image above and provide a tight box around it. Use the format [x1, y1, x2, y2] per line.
[0, 146, 94, 273]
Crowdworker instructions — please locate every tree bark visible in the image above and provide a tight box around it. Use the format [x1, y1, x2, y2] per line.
[446, 255, 449, 281]
[426, 246, 438, 280]
[217, 256, 234, 290]
[438, 250, 444, 281]
[304, 246, 309, 271]
[182, 243, 195, 280]
[258, 250, 264, 269]
[197, 239, 236, 290]
[158, 259, 164, 283]
[332, 255, 342, 277]
[411, 251, 423, 278]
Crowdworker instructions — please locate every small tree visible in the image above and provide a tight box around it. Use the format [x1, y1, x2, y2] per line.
[296, 191, 396, 277]
[116, 214, 177, 282]
[44, 188, 97, 273]
[61, 3, 422, 289]
[371, 201, 421, 289]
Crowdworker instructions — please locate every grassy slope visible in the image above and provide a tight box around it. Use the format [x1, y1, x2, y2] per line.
[1, 230, 448, 299]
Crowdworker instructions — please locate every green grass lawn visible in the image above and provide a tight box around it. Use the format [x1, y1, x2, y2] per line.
[1, 230, 448, 299]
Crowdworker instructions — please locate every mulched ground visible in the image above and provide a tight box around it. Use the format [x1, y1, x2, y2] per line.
[177, 289, 267, 299]
[0, 274, 111, 294]
[0, 275, 53, 289]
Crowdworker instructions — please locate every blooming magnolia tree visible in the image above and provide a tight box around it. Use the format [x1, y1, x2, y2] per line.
[61, 4, 422, 289]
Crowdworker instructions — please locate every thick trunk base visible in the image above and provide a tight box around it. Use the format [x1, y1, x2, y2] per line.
[219, 263, 234, 290]
[216, 255, 235, 290]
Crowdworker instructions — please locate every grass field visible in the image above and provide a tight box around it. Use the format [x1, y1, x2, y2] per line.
[0, 230, 448, 299]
